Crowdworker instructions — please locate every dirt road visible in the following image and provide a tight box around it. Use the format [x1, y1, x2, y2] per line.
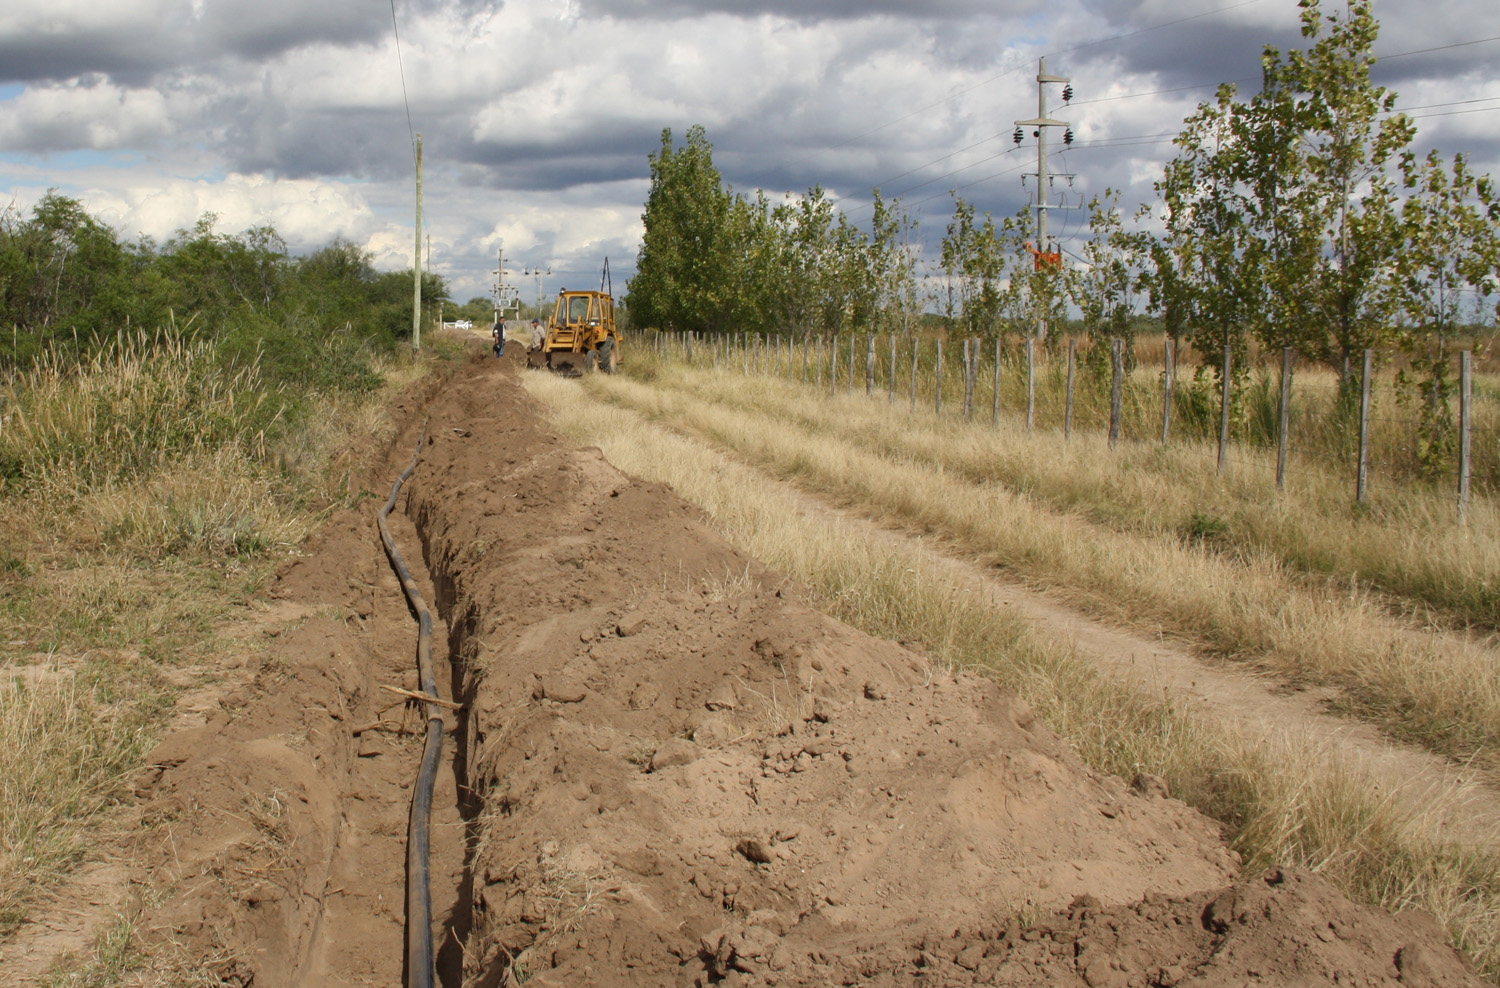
[14, 347, 1486, 986]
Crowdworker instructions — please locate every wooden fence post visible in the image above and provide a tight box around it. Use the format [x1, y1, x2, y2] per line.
[960, 339, 971, 419]
[910, 338, 919, 412]
[1065, 338, 1076, 441]
[1162, 338, 1175, 445]
[1276, 348, 1293, 492]
[1460, 350, 1473, 521]
[890, 334, 897, 404]
[992, 337, 1001, 426]
[1217, 343, 1233, 475]
[936, 339, 944, 415]
[1109, 337, 1124, 449]
[1357, 348, 1372, 504]
[1025, 335, 1035, 432]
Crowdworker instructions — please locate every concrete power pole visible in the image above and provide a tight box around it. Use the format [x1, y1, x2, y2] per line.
[413, 134, 423, 351]
[494, 247, 518, 324]
[1014, 59, 1075, 344]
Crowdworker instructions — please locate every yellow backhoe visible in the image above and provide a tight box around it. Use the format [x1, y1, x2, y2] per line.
[526, 261, 622, 375]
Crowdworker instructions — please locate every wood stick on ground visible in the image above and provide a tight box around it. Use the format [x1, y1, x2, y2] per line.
[378, 684, 463, 710]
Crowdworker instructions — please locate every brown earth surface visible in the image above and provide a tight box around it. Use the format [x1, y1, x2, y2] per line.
[6, 344, 1489, 987]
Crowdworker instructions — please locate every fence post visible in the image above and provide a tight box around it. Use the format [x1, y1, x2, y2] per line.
[830, 336, 839, 394]
[936, 339, 944, 415]
[890, 334, 897, 404]
[966, 340, 978, 422]
[1460, 350, 1473, 521]
[1276, 347, 1293, 492]
[1357, 348, 1372, 504]
[1217, 343, 1233, 475]
[910, 338, 919, 412]
[992, 336, 1001, 426]
[1026, 335, 1036, 432]
[866, 336, 876, 396]
[849, 335, 857, 394]
[1065, 338, 1076, 441]
[1162, 338, 1175, 445]
[1110, 338, 1122, 449]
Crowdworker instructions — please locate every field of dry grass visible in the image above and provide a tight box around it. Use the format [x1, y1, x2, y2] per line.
[523, 353, 1500, 976]
[0, 333, 431, 938]
[595, 356, 1500, 764]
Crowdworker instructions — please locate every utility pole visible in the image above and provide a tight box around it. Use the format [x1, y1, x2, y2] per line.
[1014, 59, 1076, 344]
[412, 134, 423, 351]
[492, 246, 504, 324]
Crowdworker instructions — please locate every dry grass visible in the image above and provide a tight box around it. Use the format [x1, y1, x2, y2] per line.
[688, 351, 1500, 627]
[583, 362, 1500, 765]
[524, 366, 1500, 977]
[0, 673, 150, 932]
[0, 333, 431, 939]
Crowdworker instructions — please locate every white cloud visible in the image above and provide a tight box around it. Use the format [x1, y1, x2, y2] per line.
[79, 173, 377, 249]
[0, 80, 174, 150]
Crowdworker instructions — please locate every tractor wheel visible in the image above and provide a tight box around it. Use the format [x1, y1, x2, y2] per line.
[599, 338, 617, 374]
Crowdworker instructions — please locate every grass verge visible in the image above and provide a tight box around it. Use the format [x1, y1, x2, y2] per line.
[0, 332, 432, 939]
[524, 367, 1500, 977]
[584, 361, 1500, 766]
[658, 337, 1500, 628]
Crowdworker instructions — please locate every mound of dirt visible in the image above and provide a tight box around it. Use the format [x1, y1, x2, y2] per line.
[108, 348, 1485, 988]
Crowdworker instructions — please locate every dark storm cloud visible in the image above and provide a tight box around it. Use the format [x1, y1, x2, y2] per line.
[0, 0, 385, 85]
[197, 0, 387, 62]
[579, 0, 1030, 22]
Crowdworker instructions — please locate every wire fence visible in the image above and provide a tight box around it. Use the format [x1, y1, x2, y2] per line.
[645, 329, 1496, 518]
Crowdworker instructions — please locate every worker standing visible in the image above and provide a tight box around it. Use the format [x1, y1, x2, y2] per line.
[530, 318, 545, 350]
[492, 318, 506, 358]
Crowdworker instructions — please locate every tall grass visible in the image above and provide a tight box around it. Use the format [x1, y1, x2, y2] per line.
[0, 330, 428, 937]
[524, 368, 1500, 976]
[585, 363, 1500, 763]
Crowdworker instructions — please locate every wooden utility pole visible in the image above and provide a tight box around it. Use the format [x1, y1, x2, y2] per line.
[412, 134, 423, 350]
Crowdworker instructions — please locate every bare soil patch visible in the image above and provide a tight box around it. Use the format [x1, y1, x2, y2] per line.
[10, 346, 1487, 986]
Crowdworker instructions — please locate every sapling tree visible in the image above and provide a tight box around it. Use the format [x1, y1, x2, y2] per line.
[1269, 0, 1412, 388]
[1070, 189, 1137, 380]
[1397, 149, 1500, 474]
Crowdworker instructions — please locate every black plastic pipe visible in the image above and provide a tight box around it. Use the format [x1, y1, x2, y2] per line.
[377, 426, 444, 988]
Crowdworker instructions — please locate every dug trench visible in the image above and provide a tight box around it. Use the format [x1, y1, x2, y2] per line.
[118, 345, 1487, 988]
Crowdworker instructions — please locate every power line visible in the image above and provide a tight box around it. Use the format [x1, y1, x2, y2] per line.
[1407, 104, 1500, 121]
[1378, 34, 1500, 62]
[867, 132, 1007, 193]
[781, 0, 1272, 191]
[809, 20, 1500, 239]
[389, 0, 416, 161]
[1047, 0, 1266, 59]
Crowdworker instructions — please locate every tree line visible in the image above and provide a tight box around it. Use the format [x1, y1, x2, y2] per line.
[626, 0, 1500, 472]
[1, 192, 448, 389]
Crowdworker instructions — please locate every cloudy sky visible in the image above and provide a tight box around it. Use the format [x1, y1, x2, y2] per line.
[1, 0, 1497, 306]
